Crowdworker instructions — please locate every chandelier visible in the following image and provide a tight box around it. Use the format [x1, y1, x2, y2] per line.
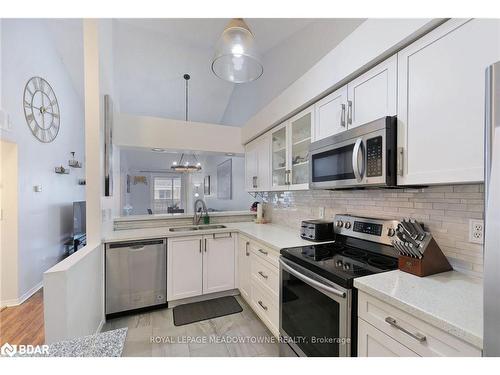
[171, 74, 202, 173]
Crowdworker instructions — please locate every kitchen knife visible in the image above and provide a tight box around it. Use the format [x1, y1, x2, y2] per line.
[402, 233, 421, 248]
[408, 243, 423, 259]
[402, 219, 419, 240]
[394, 241, 409, 257]
[410, 218, 426, 241]
[397, 223, 413, 239]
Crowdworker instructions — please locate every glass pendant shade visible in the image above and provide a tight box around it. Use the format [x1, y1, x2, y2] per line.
[212, 19, 263, 83]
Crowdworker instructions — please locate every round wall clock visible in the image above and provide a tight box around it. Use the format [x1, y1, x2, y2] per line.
[23, 76, 60, 143]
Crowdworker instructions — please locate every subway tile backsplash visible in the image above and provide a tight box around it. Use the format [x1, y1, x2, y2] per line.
[265, 184, 484, 278]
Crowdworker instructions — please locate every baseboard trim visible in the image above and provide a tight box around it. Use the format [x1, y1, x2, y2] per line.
[0, 281, 43, 308]
[96, 319, 105, 334]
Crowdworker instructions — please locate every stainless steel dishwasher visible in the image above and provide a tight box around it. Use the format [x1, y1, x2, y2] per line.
[105, 239, 167, 316]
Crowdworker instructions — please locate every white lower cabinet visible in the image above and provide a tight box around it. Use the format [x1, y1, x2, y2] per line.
[238, 235, 252, 303]
[357, 291, 481, 357]
[358, 318, 419, 357]
[167, 236, 204, 301]
[237, 235, 280, 338]
[167, 233, 235, 301]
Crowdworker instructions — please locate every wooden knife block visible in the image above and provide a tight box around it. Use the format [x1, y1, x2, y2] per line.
[398, 237, 453, 277]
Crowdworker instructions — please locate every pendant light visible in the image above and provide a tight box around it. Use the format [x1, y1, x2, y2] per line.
[211, 18, 263, 83]
[171, 74, 202, 173]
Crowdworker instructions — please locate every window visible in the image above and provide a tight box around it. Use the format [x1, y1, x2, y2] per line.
[152, 176, 183, 213]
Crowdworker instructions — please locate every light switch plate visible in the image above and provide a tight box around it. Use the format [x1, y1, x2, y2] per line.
[319, 207, 325, 219]
[0, 109, 12, 131]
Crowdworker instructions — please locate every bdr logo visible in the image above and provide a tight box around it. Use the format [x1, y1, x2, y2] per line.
[1, 342, 49, 357]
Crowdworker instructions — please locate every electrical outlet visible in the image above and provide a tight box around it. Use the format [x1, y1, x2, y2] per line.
[319, 207, 325, 219]
[469, 219, 484, 244]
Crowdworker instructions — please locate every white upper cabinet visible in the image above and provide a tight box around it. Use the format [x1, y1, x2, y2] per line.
[313, 57, 397, 142]
[397, 19, 500, 185]
[313, 85, 348, 141]
[271, 106, 313, 191]
[347, 55, 397, 128]
[245, 134, 270, 192]
[202, 234, 235, 294]
[245, 141, 258, 192]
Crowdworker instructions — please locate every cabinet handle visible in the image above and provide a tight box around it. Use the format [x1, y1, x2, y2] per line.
[258, 300, 268, 311]
[204, 238, 207, 252]
[340, 103, 346, 127]
[258, 249, 268, 256]
[397, 147, 404, 176]
[285, 170, 291, 185]
[384, 317, 426, 343]
[253, 176, 258, 188]
[258, 271, 268, 280]
[347, 100, 353, 125]
[199, 239, 202, 253]
[245, 241, 250, 256]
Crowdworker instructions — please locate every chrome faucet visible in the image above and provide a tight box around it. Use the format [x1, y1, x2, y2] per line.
[193, 198, 208, 225]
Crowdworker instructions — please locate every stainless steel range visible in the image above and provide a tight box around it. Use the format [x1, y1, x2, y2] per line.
[279, 214, 400, 357]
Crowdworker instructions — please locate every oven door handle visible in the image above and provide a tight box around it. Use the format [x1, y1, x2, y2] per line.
[279, 258, 346, 298]
[352, 137, 365, 183]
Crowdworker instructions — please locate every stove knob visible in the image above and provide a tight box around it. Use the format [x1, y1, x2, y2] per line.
[387, 228, 396, 237]
[336, 260, 343, 267]
[344, 222, 352, 229]
[343, 263, 351, 271]
[336, 220, 344, 228]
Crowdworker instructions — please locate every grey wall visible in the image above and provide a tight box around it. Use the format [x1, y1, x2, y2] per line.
[120, 148, 254, 215]
[0, 19, 85, 298]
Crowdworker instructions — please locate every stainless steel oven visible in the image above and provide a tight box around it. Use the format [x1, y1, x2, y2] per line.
[279, 257, 351, 357]
[309, 116, 397, 189]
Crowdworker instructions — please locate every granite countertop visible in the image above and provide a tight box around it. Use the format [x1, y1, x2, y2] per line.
[103, 221, 330, 250]
[14, 328, 127, 357]
[354, 270, 483, 349]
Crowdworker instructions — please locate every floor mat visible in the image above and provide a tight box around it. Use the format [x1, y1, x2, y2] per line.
[173, 296, 243, 326]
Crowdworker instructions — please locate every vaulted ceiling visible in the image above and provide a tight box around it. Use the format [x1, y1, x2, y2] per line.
[46, 18, 365, 127]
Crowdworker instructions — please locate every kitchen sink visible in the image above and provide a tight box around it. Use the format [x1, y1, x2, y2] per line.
[168, 224, 227, 232]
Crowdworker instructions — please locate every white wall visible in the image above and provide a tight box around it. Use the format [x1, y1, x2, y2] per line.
[242, 19, 443, 143]
[115, 113, 244, 154]
[1, 19, 85, 301]
[221, 19, 364, 126]
[44, 19, 105, 343]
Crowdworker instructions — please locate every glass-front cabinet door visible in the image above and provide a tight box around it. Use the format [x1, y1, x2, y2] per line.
[289, 109, 312, 190]
[271, 124, 288, 190]
[271, 105, 313, 191]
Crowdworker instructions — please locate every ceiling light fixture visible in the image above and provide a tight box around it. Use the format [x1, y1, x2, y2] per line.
[171, 74, 202, 173]
[211, 18, 263, 84]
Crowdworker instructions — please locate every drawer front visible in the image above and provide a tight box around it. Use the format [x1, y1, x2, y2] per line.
[250, 253, 279, 298]
[250, 241, 279, 267]
[358, 318, 419, 357]
[358, 291, 481, 357]
[251, 280, 279, 337]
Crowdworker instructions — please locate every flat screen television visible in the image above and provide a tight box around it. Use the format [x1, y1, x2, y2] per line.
[73, 201, 86, 237]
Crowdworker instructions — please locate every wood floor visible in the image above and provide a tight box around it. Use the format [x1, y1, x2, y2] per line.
[0, 289, 45, 346]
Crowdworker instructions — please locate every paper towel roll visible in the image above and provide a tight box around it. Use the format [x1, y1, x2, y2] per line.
[257, 203, 263, 222]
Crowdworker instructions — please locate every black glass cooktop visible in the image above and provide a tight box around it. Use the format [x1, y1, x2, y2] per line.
[280, 239, 398, 288]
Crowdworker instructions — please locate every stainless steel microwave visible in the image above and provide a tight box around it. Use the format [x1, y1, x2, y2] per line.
[309, 116, 397, 189]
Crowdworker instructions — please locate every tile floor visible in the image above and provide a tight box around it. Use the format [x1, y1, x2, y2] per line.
[101, 296, 280, 357]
